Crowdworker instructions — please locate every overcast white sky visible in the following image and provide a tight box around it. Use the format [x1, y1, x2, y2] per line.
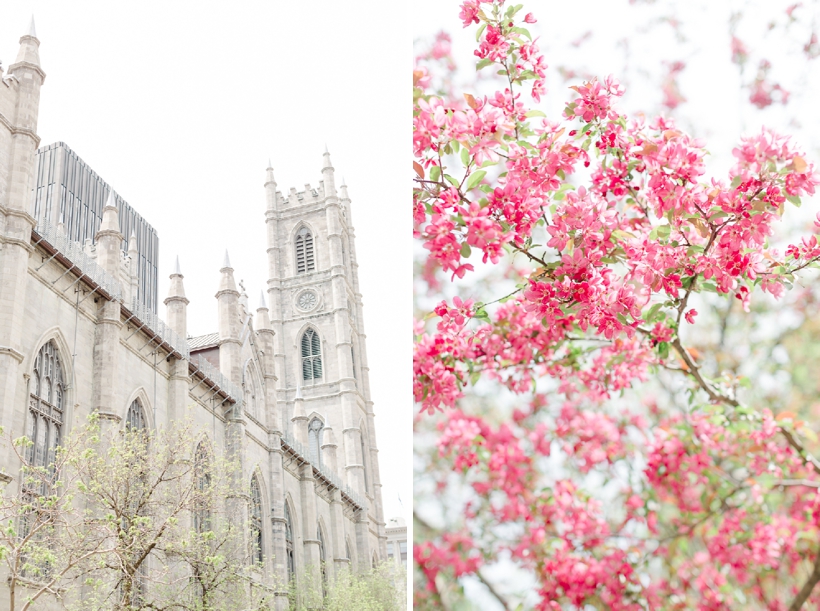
[1, 2, 409, 524]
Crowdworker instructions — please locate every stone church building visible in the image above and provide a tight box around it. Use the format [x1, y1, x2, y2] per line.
[0, 21, 386, 608]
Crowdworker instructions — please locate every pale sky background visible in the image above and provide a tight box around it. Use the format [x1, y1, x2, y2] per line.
[1, 2, 409, 524]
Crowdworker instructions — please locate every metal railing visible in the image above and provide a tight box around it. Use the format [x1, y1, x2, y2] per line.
[128, 298, 189, 360]
[189, 354, 243, 408]
[281, 429, 367, 510]
[33, 219, 123, 301]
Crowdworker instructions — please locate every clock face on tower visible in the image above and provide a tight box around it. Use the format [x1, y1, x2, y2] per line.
[296, 289, 318, 312]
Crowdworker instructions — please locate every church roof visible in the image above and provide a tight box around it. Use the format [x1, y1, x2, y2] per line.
[188, 332, 219, 351]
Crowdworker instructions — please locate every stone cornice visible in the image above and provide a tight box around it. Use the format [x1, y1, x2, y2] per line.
[0, 111, 40, 146]
[8, 58, 46, 82]
[0, 346, 24, 363]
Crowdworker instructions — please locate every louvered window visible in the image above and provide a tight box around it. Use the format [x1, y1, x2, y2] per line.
[295, 227, 315, 274]
[301, 329, 322, 381]
[250, 475, 263, 565]
[308, 419, 324, 466]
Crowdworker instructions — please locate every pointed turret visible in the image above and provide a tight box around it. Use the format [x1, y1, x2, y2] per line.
[12, 16, 42, 69]
[292, 386, 308, 445]
[216, 250, 241, 384]
[95, 192, 123, 277]
[218, 250, 237, 294]
[321, 146, 336, 197]
[340, 178, 350, 203]
[255, 290, 271, 331]
[265, 160, 277, 210]
[164, 256, 189, 338]
[321, 425, 338, 475]
[127, 231, 139, 305]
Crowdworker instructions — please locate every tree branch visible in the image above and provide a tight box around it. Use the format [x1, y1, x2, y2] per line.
[789, 549, 820, 611]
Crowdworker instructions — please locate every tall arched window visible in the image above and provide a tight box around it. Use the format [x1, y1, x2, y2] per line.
[250, 475, 263, 565]
[243, 362, 258, 420]
[126, 399, 147, 432]
[284, 502, 295, 578]
[318, 524, 327, 597]
[295, 226, 315, 274]
[360, 428, 369, 494]
[308, 418, 324, 466]
[193, 442, 211, 534]
[301, 329, 322, 381]
[28, 341, 65, 472]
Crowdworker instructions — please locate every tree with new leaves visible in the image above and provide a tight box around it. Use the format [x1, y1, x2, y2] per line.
[69, 419, 256, 611]
[0, 414, 272, 611]
[414, 1, 820, 609]
[0, 418, 113, 611]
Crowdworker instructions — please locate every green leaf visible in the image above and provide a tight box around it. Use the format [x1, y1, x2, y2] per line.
[444, 174, 460, 187]
[786, 194, 802, 207]
[466, 170, 487, 190]
[730, 176, 743, 189]
[658, 342, 669, 359]
[429, 165, 441, 182]
[645, 303, 662, 323]
[476, 58, 493, 72]
[460, 148, 470, 167]
[656, 224, 671, 239]
[525, 110, 546, 118]
[460, 242, 472, 258]
[475, 22, 487, 42]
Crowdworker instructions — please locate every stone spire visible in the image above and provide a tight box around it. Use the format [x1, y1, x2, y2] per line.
[321, 146, 336, 197]
[216, 250, 241, 384]
[127, 231, 139, 304]
[164, 256, 189, 338]
[265, 160, 277, 210]
[255, 290, 270, 331]
[13, 16, 42, 69]
[292, 384, 308, 445]
[340, 177, 350, 202]
[95, 191, 123, 276]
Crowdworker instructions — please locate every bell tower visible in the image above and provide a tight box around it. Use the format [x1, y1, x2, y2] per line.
[264, 149, 385, 567]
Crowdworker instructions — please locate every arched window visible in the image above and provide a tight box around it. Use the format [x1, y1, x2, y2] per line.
[284, 502, 295, 579]
[360, 428, 369, 494]
[295, 226, 315, 274]
[250, 475, 263, 565]
[301, 329, 322, 381]
[28, 341, 65, 472]
[243, 362, 258, 420]
[345, 539, 352, 561]
[193, 442, 211, 534]
[308, 418, 324, 466]
[126, 399, 147, 432]
[318, 524, 327, 597]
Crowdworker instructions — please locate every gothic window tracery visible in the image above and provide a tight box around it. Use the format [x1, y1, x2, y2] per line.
[318, 524, 327, 597]
[250, 474, 263, 565]
[308, 418, 324, 466]
[126, 399, 147, 432]
[193, 442, 211, 535]
[295, 226, 315, 274]
[243, 362, 259, 420]
[28, 341, 65, 474]
[360, 427, 369, 494]
[301, 328, 322, 381]
[284, 502, 295, 579]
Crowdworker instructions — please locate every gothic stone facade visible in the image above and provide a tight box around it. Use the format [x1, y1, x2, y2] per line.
[0, 24, 386, 609]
